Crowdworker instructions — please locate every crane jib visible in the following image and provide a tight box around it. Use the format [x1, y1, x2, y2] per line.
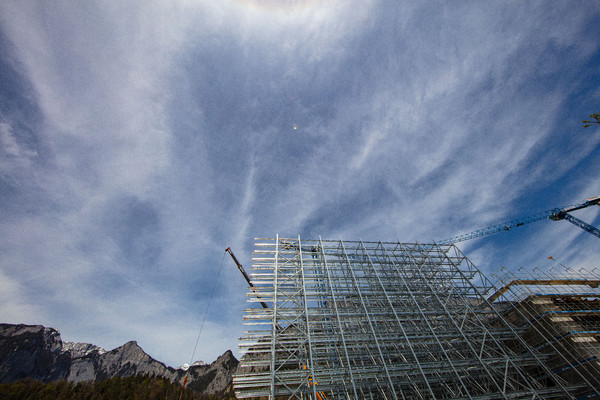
[438, 196, 600, 245]
[225, 247, 270, 309]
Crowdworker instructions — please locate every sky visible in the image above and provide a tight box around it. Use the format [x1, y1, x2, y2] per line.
[0, 1, 599, 368]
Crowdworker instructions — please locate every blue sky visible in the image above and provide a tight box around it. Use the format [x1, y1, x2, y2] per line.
[0, 1, 599, 368]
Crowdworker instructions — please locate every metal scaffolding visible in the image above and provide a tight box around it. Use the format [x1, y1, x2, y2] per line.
[489, 265, 600, 398]
[234, 237, 593, 399]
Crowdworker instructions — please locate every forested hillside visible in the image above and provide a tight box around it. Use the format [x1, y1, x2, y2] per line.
[0, 375, 236, 400]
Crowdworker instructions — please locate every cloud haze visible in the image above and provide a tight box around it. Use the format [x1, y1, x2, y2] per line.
[0, 1, 599, 367]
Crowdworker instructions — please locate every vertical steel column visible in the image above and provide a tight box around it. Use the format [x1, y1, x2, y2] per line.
[384, 242, 473, 399]
[408, 243, 509, 397]
[340, 238, 398, 400]
[362, 240, 437, 398]
[319, 237, 358, 399]
[270, 235, 279, 399]
[298, 236, 318, 400]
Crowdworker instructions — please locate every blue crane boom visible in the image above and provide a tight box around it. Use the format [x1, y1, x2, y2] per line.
[438, 195, 600, 245]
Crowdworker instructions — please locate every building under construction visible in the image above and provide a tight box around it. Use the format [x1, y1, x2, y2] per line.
[233, 236, 600, 399]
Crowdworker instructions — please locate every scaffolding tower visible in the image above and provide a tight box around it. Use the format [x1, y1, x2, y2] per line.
[234, 237, 598, 399]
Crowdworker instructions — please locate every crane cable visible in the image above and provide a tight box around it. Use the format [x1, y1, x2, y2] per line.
[179, 250, 227, 399]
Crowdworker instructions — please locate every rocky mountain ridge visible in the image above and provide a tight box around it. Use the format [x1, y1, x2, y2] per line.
[62, 341, 106, 358]
[0, 323, 237, 395]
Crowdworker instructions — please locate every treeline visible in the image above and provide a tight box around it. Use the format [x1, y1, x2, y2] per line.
[0, 375, 235, 400]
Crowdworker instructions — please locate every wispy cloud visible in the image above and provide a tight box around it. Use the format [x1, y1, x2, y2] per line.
[0, 1, 598, 367]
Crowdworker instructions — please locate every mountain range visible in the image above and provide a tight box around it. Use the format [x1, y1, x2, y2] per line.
[0, 323, 238, 395]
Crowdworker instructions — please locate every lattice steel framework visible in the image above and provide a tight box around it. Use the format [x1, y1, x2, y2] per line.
[489, 265, 600, 399]
[233, 237, 589, 399]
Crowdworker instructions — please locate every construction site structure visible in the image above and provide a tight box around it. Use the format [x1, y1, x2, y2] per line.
[489, 265, 600, 392]
[233, 236, 600, 399]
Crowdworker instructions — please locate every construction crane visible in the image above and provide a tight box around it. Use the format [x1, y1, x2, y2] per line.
[438, 195, 600, 245]
[225, 247, 269, 309]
